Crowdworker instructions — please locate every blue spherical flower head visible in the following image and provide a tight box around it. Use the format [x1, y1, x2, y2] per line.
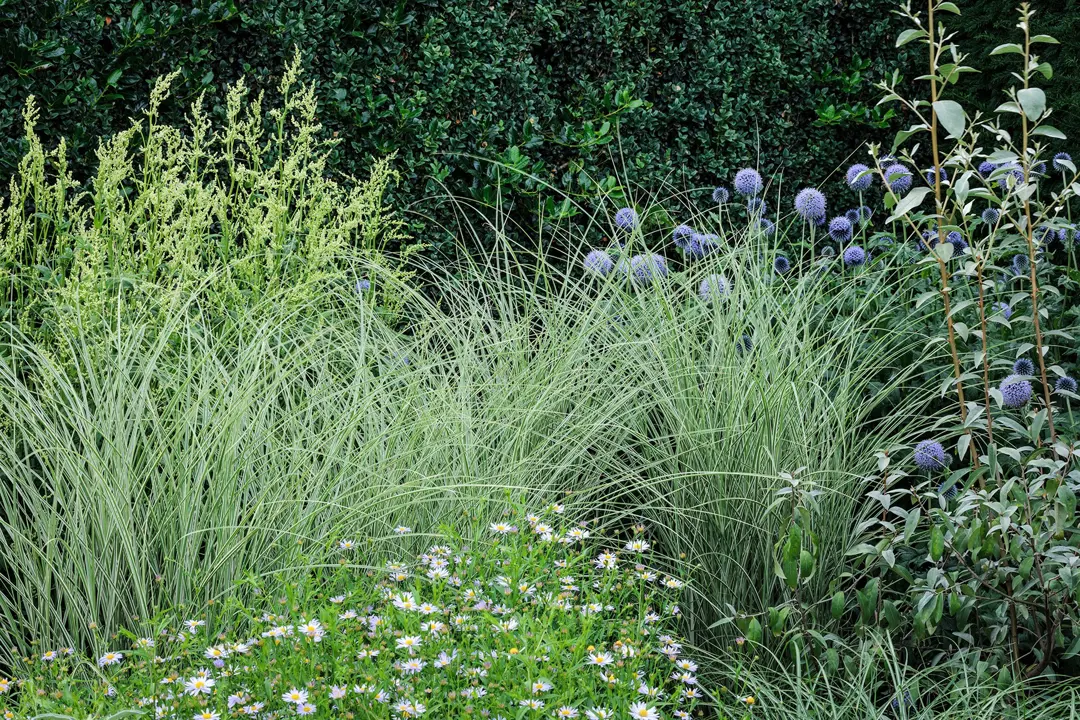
[978, 160, 997, 177]
[712, 186, 731, 204]
[845, 208, 860, 225]
[994, 301, 1012, 320]
[629, 253, 668, 284]
[884, 163, 913, 193]
[355, 278, 371, 294]
[858, 206, 873, 223]
[1053, 152, 1073, 171]
[846, 163, 873, 191]
[747, 197, 767, 215]
[673, 223, 695, 249]
[1032, 161, 1047, 175]
[843, 245, 867, 266]
[773, 255, 791, 274]
[829, 216, 853, 242]
[583, 249, 615, 277]
[946, 231, 968, 252]
[699, 273, 729, 303]
[814, 213, 826, 226]
[1011, 253, 1030, 275]
[1056, 376, 1078, 394]
[1000, 374, 1033, 407]
[735, 334, 753, 356]
[794, 188, 827, 221]
[997, 163, 1025, 188]
[1035, 225, 1055, 244]
[925, 166, 948, 186]
[614, 207, 639, 231]
[981, 208, 1000, 224]
[734, 168, 764, 197]
[1012, 357, 1035, 376]
[757, 217, 776, 237]
[914, 440, 948, 471]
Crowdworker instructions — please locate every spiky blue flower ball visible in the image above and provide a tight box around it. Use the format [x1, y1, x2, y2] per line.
[845, 208, 860, 225]
[712, 186, 731, 204]
[747, 197, 767, 215]
[735, 334, 753, 355]
[829, 216, 853, 242]
[858, 206, 873, 223]
[846, 163, 873, 191]
[1011, 253, 1030, 275]
[997, 163, 1025, 188]
[795, 188, 827, 221]
[699, 274, 729, 303]
[884, 163, 913, 193]
[1013, 357, 1035, 376]
[355, 278, 371, 294]
[673, 224, 695, 249]
[981, 208, 1000, 224]
[925, 166, 948, 186]
[1056, 376, 1078, 393]
[1053, 152, 1073, 172]
[1035, 225, 1055, 244]
[734, 168, 764, 197]
[1032, 161, 1047, 175]
[629, 253, 668, 284]
[583, 249, 615, 277]
[773, 255, 791, 274]
[1000, 374, 1033, 408]
[978, 160, 997, 177]
[814, 213, 826, 226]
[614, 207, 639, 230]
[946, 231, 968, 252]
[757, 217, 776, 237]
[994, 302, 1012, 320]
[914, 440, 948, 471]
[686, 233, 719, 259]
[843, 245, 867, 266]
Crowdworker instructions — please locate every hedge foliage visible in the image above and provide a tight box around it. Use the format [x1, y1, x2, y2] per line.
[1, 1, 1074, 249]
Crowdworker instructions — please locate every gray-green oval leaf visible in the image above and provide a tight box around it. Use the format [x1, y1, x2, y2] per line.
[933, 100, 966, 139]
[1017, 88, 1047, 122]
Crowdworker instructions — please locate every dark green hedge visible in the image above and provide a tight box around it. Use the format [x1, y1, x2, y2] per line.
[2, 1, 1072, 250]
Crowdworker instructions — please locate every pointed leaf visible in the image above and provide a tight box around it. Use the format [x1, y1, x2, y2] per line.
[933, 100, 966, 139]
[887, 187, 933, 223]
[1017, 88, 1047, 122]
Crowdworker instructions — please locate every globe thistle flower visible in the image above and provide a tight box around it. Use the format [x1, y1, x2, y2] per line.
[857, 206, 873, 223]
[981, 208, 1000, 224]
[1056, 376, 1078, 393]
[734, 168, 764, 197]
[712, 186, 731, 204]
[993, 301, 1012, 320]
[845, 208, 860, 225]
[946, 231, 968, 252]
[1012, 357, 1035, 376]
[1035, 225, 1054, 244]
[913, 440, 947, 471]
[614, 207, 639, 231]
[1032, 161, 1047, 175]
[629, 253, 667, 284]
[773, 255, 791, 274]
[828, 216, 852, 242]
[1000, 374, 1033, 408]
[355, 278, 371, 294]
[846, 163, 873, 191]
[757, 217, 776, 237]
[820, 245, 836, 258]
[686, 233, 720, 259]
[1057, 228, 1069, 244]
[1011, 253, 1030, 276]
[1053, 152, 1073, 171]
[583, 249, 615, 277]
[884, 163, 913, 193]
[747, 197, 767, 215]
[977, 160, 997, 177]
[673, 224, 695, 249]
[735, 334, 753, 355]
[794, 188, 827, 221]
[996, 163, 1025, 188]
[814, 213, 826, 226]
[924, 166, 948, 186]
[920, 229, 939, 250]
[699, 274, 729, 303]
[842, 245, 867, 266]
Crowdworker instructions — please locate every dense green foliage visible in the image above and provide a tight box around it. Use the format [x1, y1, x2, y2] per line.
[0, 0, 910, 249]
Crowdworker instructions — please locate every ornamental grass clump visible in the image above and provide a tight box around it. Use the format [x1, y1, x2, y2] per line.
[0, 508, 698, 720]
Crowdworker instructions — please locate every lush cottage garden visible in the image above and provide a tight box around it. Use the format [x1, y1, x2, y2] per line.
[2, 0, 1080, 718]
